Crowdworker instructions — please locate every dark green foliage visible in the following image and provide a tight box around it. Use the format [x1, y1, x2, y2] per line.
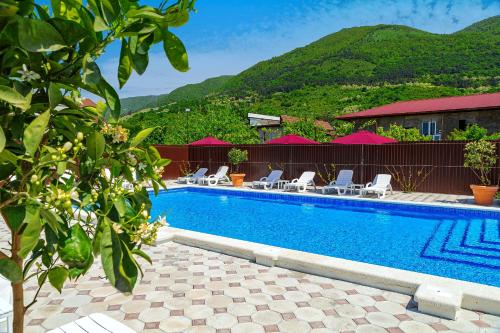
[224, 18, 500, 95]
[120, 75, 233, 115]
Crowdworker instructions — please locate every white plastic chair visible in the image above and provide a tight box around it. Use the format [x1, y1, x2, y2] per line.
[322, 170, 354, 195]
[252, 170, 283, 190]
[198, 166, 230, 186]
[361, 174, 393, 199]
[284, 171, 316, 193]
[177, 168, 208, 184]
[47, 313, 135, 333]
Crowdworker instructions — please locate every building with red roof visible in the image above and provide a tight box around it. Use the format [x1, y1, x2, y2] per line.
[336, 93, 500, 140]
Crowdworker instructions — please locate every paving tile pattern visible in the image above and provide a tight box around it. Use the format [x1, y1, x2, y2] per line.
[0, 235, 494, 332]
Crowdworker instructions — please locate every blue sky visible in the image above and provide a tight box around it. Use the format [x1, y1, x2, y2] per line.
[93, 0, 500, 98]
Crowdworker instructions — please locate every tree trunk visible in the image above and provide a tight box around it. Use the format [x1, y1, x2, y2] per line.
[11, 234, 24, 333]
[12, 280, 24, 333]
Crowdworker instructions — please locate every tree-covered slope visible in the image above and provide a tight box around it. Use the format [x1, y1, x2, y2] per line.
[223, 17, 500, 95]
[120, 75, 232, 115]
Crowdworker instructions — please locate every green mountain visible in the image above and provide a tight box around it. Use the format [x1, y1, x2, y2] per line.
[120, 75, 232, 115]
[223, 17, 499, 95]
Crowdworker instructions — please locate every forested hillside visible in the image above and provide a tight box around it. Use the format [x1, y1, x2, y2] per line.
[123, 17, 500, 144]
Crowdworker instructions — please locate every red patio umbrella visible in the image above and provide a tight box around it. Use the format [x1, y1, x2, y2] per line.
[331, 130, 396, 144]
[188, 136, 231, 146]
[266, 134, 319, 144]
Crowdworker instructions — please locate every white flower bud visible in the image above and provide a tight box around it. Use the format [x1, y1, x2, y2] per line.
[62, 141, 73, 152]
[76, 132, 84, 141]
[30, 174, 38, 183]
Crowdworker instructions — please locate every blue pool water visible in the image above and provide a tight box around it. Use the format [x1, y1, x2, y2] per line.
[150, 187, 500, 287]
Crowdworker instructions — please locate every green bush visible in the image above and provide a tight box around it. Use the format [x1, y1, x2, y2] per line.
[228, 148, 248, 173]
[376, 124, 431, 141]
[464, 140, 498, 185]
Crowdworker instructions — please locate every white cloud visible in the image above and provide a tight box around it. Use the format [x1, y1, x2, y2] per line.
[92, 0, 499, 99]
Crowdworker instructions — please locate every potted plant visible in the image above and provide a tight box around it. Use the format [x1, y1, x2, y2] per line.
[464, 140, 499, 205]
[228, 148, 248, 187]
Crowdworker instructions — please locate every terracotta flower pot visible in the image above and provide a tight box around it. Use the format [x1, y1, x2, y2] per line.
[470, 184, 498, 206]
[230, 173, 246, 187]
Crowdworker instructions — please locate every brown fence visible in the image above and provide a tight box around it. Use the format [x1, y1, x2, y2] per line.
[154, 142, 500, 195]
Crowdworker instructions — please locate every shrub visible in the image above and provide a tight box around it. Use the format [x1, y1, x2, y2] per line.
[377, 124, 431, 141]
[448, 124, 488, 140]
[464, 140, 498, 185]
[228, 148, 248, 173]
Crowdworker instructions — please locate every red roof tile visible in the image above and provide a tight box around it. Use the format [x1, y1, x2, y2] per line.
[81, 98, 97, 107]
[336, 93, 500, 120]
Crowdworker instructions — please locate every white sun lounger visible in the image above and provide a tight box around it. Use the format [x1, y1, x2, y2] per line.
[198, 166, 230, 186]
[284, 171, 316, 193]
[177, 168, 208, 184]
[322, 169, 354, 195]
[47, 313, 135, 333]
[252, 170, 283, 190]
[361, 174, 393, 199]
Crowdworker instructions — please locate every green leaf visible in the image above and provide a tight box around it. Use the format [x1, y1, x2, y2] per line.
[129, 36, 149, 75]
[19, 205, 42, 258]
[48, 83, 63, 109]
[23, 110, 50, 156]
[129, 127, 155, 147]
[58, 224, 93, 273]
[48, 266, 68, 292]
[97, 79, 121, 120]
[49, 18, 87, 45]
[40, 208, 65, 236]
[86, 131, 105, 161]
[118, 40, 132, 88]
[93, 15, 108, 31]
[0, 206, 25, 232]
[18, 18, 66, 52]
[82, 59, 102, 85]
[132, 248, 152, 264]
[0, 149, 17, 165]
[0, 85, 31, 110]
[112, 195, 127, 217]
[163, 30, 189, 72]
[99, 0, 119, 25]
[0, 127, 5, 153]
[0, 259, 22, 283]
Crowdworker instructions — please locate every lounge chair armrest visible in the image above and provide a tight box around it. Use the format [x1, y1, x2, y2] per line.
[259, 177, 268, 181]
[290, 178, 299, 183]
[328, 180, 337, 186]
[365, 182, 372, 187]
[207, 174, 216, 179]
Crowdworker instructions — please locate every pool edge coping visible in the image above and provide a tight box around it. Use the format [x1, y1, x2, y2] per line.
[156, 227, 500, 317]
[163, 184, 500, 214]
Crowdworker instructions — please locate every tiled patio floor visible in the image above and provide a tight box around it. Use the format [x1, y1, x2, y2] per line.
[6, 239, 498, 333]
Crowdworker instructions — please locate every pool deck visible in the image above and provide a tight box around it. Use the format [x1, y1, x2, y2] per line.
[1, 222, 500, 332]
[165, 180, 500, 209]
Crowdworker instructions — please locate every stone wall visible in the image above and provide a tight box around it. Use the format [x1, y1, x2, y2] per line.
[355, 109, 500, 138]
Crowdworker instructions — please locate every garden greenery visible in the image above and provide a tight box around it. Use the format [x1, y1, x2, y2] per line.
[227, 148, 248, 173]
[463, 140, 498, 186]
[0, 0, 195, 332]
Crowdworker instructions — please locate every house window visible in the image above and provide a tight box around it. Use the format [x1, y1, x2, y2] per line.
[421, 120, 437, 136]
[459, 119, 467, 130]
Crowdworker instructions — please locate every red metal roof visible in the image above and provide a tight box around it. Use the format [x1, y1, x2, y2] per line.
[266, 134, 319, 145]
[336, 92, 500, 120]
[331, 130, 397, 145]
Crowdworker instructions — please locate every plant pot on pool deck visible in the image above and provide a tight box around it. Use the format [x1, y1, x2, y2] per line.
[470, 184, 498, 206]
[230, 173, 246, 187]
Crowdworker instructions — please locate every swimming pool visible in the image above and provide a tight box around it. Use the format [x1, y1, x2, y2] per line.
[150, 187, 500, 287]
